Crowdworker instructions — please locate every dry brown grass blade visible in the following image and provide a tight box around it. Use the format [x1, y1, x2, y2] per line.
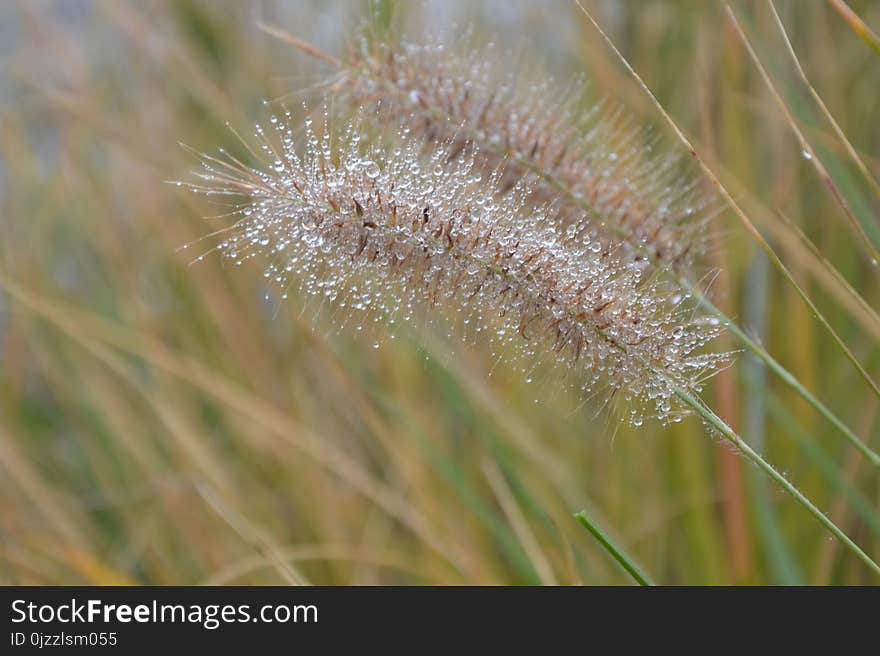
[200, 543, 440, 585]
[0, 273, 466, 579]
[0, 427, 90, 551]
[706, 154, 880, 341]
[42, 329, 309, 586]
[770, 1, 880, 207]
[194, 484, 308, 585]
[827, 0, 880, 57]
[482, 459, 558, 585]
[256, 21, 341, 66]
[725, 3, 880, 266]
[574, 0, 880, 403]
[775, 210, 880, 340]
[686, 141, 880, 341]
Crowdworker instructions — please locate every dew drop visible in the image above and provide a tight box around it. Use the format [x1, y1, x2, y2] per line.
[363, 160, 381, 179]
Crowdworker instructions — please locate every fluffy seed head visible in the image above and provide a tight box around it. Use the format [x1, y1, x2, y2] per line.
[184, 110, 728, 423]
[332, 39, 710, 274]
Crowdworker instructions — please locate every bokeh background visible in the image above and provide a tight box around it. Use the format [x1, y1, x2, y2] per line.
[1, 0, 879, 585]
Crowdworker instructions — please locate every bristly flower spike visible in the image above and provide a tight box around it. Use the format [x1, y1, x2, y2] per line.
[330, 39, 712, 275]
[183, 110, 729, 424]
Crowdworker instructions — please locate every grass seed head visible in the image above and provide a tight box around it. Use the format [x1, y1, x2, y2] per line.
[334, 39, 711, 276]
[184, 110, 729, 424]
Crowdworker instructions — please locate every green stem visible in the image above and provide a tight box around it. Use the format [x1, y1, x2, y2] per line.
[574, 511, 654, 586]
[673, 386, 880, 577]
[683, 281, 880, 467]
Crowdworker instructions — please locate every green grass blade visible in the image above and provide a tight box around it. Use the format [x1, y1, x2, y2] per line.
[827, 0, 880, 58]
[686, 283, 880, 467]
[573, 511, 654, 586]
[673, 386, 880, 578]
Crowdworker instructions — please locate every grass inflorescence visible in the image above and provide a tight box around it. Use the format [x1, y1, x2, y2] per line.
[184, 109, 728, 424]
[334, 39, 712, 275]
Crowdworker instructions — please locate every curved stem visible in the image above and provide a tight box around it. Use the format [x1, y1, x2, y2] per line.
[682, 281, 880, 467]
[673, 386, 880, 577]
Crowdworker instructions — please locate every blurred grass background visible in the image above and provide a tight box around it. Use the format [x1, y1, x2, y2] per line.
[1, 0, 878, 585]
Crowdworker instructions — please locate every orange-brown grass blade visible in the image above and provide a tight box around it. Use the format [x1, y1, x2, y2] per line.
[827, 0, 880, 58]
[0, 273, 465, 577]
[725, 3, 880, 266]
[255, 21, 341, 67]
[770, 1, 880, 207]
